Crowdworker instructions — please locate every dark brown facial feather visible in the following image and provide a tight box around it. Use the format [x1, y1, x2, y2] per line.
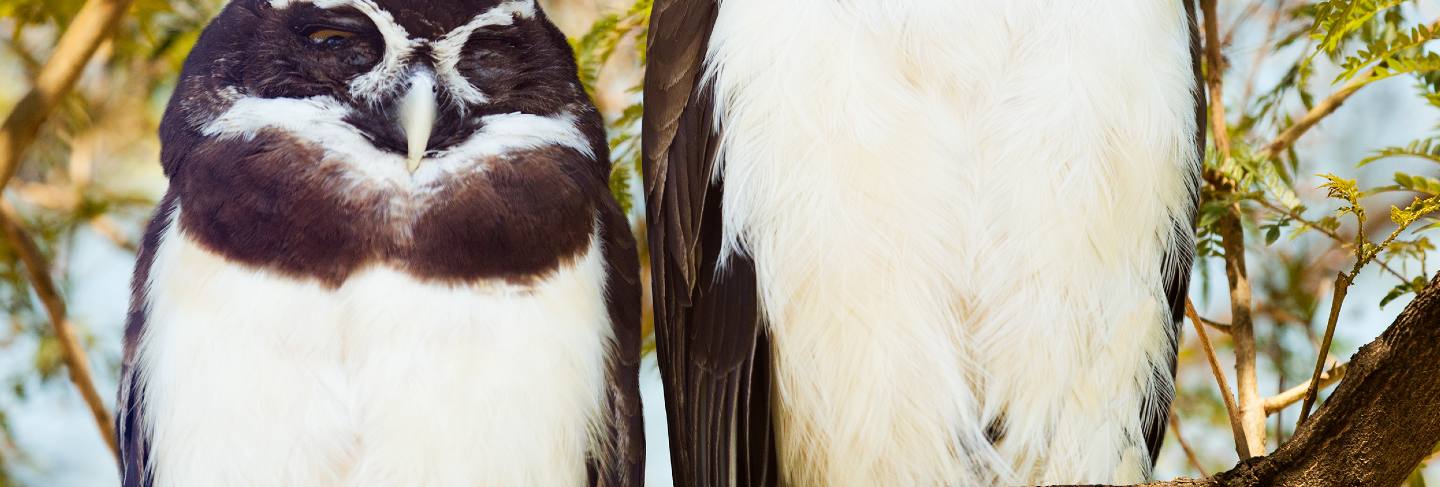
[459, 16, 587, 119]
[367, 0, 511, 38]
[242, 5, 383, 99]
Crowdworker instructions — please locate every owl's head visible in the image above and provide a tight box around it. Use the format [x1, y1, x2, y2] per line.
[163, 0, 599, 178]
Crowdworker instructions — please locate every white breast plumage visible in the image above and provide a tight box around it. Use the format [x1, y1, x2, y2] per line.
[135, 208, 615, 486]
[708, 0, 1199, 484]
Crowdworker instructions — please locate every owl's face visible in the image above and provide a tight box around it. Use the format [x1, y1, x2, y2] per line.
[158, 0, 610, 285]
[166, 0, 597, 177]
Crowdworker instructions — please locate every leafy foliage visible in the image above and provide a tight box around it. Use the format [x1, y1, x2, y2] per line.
[570, 0, 650, 216]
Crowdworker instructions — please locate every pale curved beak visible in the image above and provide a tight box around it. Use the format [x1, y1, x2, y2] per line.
[399, 71, 438, 173]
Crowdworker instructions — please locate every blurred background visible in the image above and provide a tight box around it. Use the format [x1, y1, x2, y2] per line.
[0, 0, 1435, 485]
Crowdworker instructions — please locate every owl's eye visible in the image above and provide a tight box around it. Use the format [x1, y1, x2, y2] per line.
[304, 27, 357, 49]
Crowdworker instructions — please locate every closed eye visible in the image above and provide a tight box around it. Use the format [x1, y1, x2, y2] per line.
[301, 26, 359, 49]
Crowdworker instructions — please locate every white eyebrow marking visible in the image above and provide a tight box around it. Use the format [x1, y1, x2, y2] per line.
[202, 95, 595, 189]
[268, 0, 421, 104]
[266, 0, 538, 107]
[432, 0, 539, 106]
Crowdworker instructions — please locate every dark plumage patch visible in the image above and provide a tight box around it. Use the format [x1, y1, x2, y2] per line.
[591, 195, 646, 487]
[172, 129, 607, 287]
[116, 195, 177, 487]
[406, 145, 603, 284]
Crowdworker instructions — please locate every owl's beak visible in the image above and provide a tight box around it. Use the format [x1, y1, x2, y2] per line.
[399, 71, 438, 173]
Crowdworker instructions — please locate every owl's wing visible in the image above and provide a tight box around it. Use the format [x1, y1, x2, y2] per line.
[593, 196, 646, 487]
[1140, 0, 1208, 467]
[117, 196, 177, 487]
[643, 1, 779, 485]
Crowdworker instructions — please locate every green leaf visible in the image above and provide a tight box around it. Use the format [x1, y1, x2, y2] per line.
[1360, 138, 1440, 166]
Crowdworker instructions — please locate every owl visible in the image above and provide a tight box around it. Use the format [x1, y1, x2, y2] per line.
[116, 1, 642, 485]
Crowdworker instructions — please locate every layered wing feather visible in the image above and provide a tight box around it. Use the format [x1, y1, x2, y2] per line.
[591, 196, 647, 487]
[117, 195, 178, 487]
[643, 1, 778, 485]
[1140, 0, 1208, 466]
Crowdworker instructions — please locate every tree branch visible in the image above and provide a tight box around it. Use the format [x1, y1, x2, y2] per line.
[0, 0, 135, 189]
[1200, 0, 1266, 458]
[1205, 272, 1440, 486]
[0, 0, 133, 464]
[1185, 299, 1249, 459]
[1063, 272, 1440, 486]
[1264, 361, 1347, 415]
[1298, 274, 1349, 425]
[1170, 408, 1208, 477]
[0, 201, 118, 459]
[1219, 209, 1266, 456]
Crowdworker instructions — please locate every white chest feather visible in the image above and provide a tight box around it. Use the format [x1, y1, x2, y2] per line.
[137, 209, 615, 486]
[708, 1, 1198, 485]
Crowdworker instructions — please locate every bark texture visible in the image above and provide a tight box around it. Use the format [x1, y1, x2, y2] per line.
[1070, 272, 1440, 487]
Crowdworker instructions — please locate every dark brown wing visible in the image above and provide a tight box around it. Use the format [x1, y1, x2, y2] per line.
[591, 195, 646, 487]
[117, 195, 178, 487]
[643, 1, 779, 485]
[1141, 0, 1208, 468]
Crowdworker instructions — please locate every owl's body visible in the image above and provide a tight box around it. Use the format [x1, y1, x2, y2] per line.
[647, 0, 1203, 485]
[119, 1, 642, 486]
[137, 208, 615, 485]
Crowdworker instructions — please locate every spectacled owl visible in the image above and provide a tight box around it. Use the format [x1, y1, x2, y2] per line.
[116, 1, 643, 485]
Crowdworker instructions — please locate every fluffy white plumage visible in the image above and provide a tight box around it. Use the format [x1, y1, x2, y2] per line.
[137, 209, 616, 486]
[707, 0, 1199, 484]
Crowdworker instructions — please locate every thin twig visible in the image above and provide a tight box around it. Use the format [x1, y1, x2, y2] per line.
[0, 200, 118, 459]
[1260, 19, 1440, 161]
[1299, 274, 1350, 425]
[1201, 0, 1233, 158]
[1260, 79, 1364, 161]
[1252, 198, 1408, 281]
[1186, 299, 1250, 459]
[1170, 408, 1207, 477]
[1220, 1, 1264, 49]
[0, 0, 135, 189]
[1240, 0, 1290, 105]
[1201, 316, 1233, 335]
[1264, 361, 1349, 415]
[90, 214, 137, 253]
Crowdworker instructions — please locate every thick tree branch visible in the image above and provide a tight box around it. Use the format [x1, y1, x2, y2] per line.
[1062, 273, 1440, 487]
[1207, 272, 1440, 485]
[0, 201, 118, 459]
[0, 0, 134, 189]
